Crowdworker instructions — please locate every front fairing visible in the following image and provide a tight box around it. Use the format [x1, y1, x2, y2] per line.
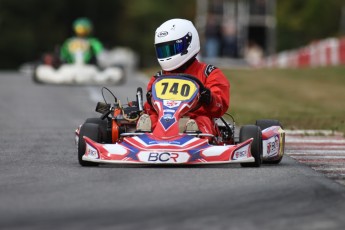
[150, 75, 200, 138]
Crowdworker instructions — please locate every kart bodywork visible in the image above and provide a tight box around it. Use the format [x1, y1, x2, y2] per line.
[34, 63, 124, 85]
[79, 133, 255, 164]
[75, 74, 285, 166]
[33, 41, 125, 85]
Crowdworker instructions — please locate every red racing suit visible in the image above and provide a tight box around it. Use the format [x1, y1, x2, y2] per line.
[144, 59, 230, 135]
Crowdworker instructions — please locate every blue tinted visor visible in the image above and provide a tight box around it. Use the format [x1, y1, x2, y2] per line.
[155, 33, 192, 59]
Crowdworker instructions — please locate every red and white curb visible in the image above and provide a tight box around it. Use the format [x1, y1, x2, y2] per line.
[285, 130, 345, 185]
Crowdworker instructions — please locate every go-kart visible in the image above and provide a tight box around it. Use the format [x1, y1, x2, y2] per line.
[75, 74, 285, 166]
[33, 41, 125, 85]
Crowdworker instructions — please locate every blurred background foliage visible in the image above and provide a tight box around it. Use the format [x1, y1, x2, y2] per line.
[0, 0, 344, 69]
[277, 0, 345, 51]
[0, 0, 195, 69]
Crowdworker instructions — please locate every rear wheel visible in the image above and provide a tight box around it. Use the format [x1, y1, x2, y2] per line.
[78, 123, 101, 167]
[240, 125, 263, 167]
[255, 119, 283, 130]
[256, 119, 284, 164]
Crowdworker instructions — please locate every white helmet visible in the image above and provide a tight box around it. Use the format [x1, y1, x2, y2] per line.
[154, 19, 200, 71]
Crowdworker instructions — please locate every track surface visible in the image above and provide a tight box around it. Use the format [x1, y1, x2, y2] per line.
[286, 133, 345, 186]
[1, 72, 345, 230]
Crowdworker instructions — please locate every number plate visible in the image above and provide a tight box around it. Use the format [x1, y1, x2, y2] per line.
[154, 78, 197, 101]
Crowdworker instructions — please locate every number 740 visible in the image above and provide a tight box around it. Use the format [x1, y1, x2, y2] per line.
[161, 82, 191, 97]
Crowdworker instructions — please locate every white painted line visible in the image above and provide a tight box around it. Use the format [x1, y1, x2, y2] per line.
[290, 156, 345, 159]
[286, 138, 345, 144]
[287, 150, 345, 154]
[299, 162, 345, 166]
[312, 167, 345, 171]
[285, 129, 343, 136]
[287, 146, 345, 150]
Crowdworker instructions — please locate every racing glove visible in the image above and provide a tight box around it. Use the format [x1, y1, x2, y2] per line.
[200, 88, 212, 105]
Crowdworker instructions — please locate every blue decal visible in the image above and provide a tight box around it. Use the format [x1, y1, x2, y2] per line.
[188, 143, 209, 161]
[159, 116, 176, 130]
[135, 134, 159, 145]
[120, 141, 140, 160]
[135, 133, 197, 146]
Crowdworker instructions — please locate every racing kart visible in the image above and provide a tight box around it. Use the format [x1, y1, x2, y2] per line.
[75, 74, 285, 166]
[33, 42, 125, 85]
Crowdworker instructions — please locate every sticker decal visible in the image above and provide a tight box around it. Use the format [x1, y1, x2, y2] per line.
[157, 31, 168, 37]
[263, 135, 279, 158]
[204, 65, 217, 77]
[138, 151, 190, 163]
[164, 100, 181, 108]
[232, 145, 249, 160]
[86, 144, 99, 159]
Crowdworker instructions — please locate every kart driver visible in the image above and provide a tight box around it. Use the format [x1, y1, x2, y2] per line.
[137, 18, 230, 136]
[60, 17, 103, 65]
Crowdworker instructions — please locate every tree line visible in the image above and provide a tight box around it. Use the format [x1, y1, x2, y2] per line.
[0, 0, 343, 69]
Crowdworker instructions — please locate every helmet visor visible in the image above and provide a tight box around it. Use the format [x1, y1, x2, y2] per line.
[155, 33, 192, 59]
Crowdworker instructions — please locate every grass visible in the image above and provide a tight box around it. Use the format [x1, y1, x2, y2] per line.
[142, 66, 345, 134]
[224, 66, 345, 134]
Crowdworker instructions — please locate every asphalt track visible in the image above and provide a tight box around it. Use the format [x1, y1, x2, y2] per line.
[1, 71, 345, 230]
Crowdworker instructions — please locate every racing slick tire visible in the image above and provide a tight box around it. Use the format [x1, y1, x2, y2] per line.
[84, 118, 110, 143]
[256, 119, 284, 164]
[240, 125, 263, 167]
[78, 123, 102, 167]
[255, 119, 282, 130]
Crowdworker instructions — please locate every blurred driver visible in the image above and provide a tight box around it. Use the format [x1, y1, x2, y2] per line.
[60, 17, 103, 64]
[137, 18, 230, 136]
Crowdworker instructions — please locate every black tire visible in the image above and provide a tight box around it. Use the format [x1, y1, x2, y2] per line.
[240, 125, 263, 167]
[264, 155, 283, 164]
[84, 118, 109, 143]
[85, 117, 106, 124]
[78, 123, 101, 167]
[256, 119, 284, 164]
[255, 119, 283, 130]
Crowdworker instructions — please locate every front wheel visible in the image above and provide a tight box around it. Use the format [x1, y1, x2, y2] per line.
[240, 125, 263, 167]
[78, 123, 101, 167]
[84, 117, 110, 143]
[256, 119, 284, 164]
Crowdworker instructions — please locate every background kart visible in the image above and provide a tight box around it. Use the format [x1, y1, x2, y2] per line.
[34, 62, 124, 85]
[75, 74, 285, 167]
[31, 46, 135, 85]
